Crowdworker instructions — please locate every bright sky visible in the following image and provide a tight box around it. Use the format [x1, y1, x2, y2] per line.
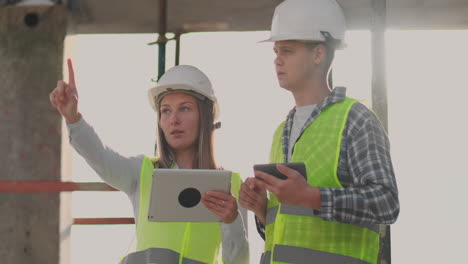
[65, 30, 468, 264]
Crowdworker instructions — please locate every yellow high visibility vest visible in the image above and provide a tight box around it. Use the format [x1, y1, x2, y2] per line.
[262, 98, 380, 264]
[120, 157, 242, 264]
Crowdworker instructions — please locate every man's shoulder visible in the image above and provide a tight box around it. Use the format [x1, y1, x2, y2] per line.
[348, 100, 378, 121]
[346, 100, 385, 135]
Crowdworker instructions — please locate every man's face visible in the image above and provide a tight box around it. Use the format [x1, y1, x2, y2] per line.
[273, 40, 317, 91]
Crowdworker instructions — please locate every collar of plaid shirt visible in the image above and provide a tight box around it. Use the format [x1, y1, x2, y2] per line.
[282, 87, 347, 162]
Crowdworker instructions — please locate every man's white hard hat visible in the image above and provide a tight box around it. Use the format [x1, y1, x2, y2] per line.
[261, 0, 347, 49]
[148, 65, 219, 120]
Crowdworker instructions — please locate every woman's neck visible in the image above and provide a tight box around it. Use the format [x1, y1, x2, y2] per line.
[174, 148, 197, 169]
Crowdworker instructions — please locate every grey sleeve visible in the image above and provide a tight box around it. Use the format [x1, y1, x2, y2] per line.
[221, 206, 250, 264]
[67, 117, 143, 196]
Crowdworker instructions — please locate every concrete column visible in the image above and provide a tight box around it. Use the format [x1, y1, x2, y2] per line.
[0, 5, 67, 264]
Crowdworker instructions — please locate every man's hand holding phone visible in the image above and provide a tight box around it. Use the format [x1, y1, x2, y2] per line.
[253, 163, 321, 210]
[253, 163, 307, 180]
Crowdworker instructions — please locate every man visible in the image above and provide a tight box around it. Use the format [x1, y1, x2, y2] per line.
[239, 0, 399, 263]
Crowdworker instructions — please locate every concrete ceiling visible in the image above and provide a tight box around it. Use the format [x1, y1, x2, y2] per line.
[66, 0, 468, 34]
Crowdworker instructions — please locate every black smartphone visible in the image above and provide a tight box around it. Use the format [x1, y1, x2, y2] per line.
[253, 163, 307, 180]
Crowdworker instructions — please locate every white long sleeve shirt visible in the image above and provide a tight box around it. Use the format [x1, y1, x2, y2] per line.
[67, 117, 249, 264]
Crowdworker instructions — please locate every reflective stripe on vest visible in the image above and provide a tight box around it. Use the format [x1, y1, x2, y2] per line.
[260, 251, 271, 264]
[266, 206, 279, 226]
[119, 247, 207, 264]
[260, 246, 371, 264]
[266, 205, 379, 233]
[273, 245, 371, 264]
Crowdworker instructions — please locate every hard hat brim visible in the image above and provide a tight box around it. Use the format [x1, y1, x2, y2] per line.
[259, 32, 328, 43]
[258, 35, 346, 49]
[148, 84, 219, 120]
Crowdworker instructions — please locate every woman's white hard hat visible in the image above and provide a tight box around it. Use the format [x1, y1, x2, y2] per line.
[261, 0, 347, 49]
[148, 65, 219, 120]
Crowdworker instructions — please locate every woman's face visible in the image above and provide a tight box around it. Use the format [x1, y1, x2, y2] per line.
[159, 93, 200, 152]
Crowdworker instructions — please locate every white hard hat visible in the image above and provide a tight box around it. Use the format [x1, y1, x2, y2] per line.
[148, 65, 219, 120]
[261, 0, 347, 49]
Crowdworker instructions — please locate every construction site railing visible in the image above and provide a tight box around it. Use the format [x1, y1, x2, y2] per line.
[0, 180, 135, 225]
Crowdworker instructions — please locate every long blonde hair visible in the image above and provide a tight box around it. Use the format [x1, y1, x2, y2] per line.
[156, 95, 217, 169]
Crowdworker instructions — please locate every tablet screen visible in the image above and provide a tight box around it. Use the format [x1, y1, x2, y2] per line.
[148, 169, 231, 222]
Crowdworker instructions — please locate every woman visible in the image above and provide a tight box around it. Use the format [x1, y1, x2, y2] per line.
[49, 59, 249, 264]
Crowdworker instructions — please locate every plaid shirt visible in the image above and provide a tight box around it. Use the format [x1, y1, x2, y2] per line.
[256, 87, 399, 239]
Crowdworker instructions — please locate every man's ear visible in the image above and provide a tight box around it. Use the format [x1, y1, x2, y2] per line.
[313, 44, 327, 65]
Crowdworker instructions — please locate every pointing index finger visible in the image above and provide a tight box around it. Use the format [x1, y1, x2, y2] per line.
[67, 58, 75, 86]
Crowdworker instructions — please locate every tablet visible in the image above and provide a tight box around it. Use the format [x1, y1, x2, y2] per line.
[148, 169, 231, 222]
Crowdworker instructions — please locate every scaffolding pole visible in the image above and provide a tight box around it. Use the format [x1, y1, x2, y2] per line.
[157, 0, 168, 79]
[371, 0, 391, 263]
